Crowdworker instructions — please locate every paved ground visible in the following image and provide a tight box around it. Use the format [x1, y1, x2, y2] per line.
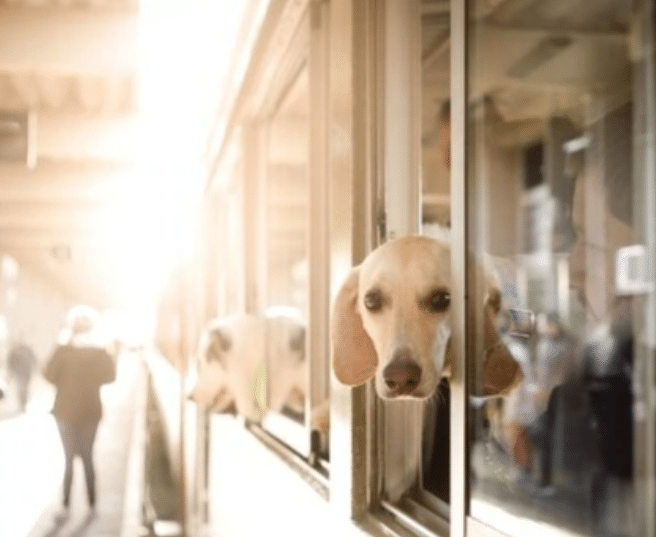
[0, 352, 144, 537]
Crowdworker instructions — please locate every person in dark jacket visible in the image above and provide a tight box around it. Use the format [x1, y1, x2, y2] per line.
[44, 305, 116, 515]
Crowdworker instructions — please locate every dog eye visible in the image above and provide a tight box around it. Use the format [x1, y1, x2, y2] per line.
[364, 290, 384, 312]
[212, 330, 232, 352]
[428, 291, 450, 313]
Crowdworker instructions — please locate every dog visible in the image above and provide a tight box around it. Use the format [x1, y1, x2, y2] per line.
[331, 234, 521, 399]
[188, 313, 329, 453]
[330, 234, 521, 497]
[264, 314, 307, 418]
[188, 314, 267, 423]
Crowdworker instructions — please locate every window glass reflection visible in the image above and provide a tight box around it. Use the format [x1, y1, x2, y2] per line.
[467, 1, 644, 535]
[265, 67, 310, 425]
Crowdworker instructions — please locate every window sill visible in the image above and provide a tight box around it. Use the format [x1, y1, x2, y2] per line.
[247, 421, 329, 500]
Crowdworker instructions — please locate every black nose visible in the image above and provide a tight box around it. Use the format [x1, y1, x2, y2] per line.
[383, 353, 421, 395]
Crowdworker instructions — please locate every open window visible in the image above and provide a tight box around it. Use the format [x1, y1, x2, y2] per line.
[254, 4, 330, 475]
[368, 1, 654, 537]
[260, 62, 313, 454]
[372, 0, 453, 533]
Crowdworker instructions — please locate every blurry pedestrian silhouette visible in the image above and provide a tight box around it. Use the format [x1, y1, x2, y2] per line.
[44, 305, 116, 516]
[7, 335, 37, 411]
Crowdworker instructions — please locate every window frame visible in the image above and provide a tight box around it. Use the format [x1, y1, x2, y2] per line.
[204, 0, 331, 475]
[381, 9, 462, 531]
[350, 0, 470, 535]
[248, 1, 332, 466]
[258, 52, 312, 457]
[460, 1, 656, 537]
[202, 0, 656, 535]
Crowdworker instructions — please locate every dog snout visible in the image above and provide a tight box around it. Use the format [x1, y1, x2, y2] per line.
[383, 350, 422, 396]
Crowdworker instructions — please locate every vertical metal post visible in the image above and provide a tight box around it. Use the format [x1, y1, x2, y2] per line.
[328, 0, 369, 521]
[377, 0, 425, 504]
[450, 0, 468, 535]
[634, 1, 656, 535]
[381, 0, 421, 238]
[308, 0, 330, 457]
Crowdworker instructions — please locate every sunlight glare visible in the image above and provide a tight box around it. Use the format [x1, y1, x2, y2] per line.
[108, 1, 248, 310]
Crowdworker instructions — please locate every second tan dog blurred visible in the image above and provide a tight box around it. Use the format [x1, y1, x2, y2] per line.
[188, 313, 329, 451]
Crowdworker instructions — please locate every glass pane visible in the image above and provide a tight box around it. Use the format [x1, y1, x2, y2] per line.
[467, 1, 650, 535]
[264, 67, 309, 426]
[420, 0, 451, 507]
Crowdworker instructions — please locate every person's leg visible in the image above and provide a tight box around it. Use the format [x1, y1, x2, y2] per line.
[78, 422, 99, 507]
[56, 422, 76, 508]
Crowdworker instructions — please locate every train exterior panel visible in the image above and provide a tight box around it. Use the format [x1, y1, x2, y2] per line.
[160, 0, 656, 536]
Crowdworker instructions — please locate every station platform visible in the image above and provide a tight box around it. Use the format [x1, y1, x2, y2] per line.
[0, 351, 146, 537]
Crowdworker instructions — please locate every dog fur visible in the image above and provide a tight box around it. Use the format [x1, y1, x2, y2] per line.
[188, 313, 329, 451]
[189, 314, 268, 423]
[331, 234, 521, 399]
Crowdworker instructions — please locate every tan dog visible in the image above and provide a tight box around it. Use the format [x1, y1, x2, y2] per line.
[265, 315, 307, 417]
[332, 234, 521, 399]
[189, 314, 267, 423]
[189, 314, 329, 448]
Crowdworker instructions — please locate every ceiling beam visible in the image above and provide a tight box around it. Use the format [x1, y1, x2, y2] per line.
[0, 229, 107, 250]
[0, 206, 130, 230]
[0, 7, 137, 76]
[0, 158, 135, 202]
[37, 111, 138, 162]
[0, 71, 136, 114]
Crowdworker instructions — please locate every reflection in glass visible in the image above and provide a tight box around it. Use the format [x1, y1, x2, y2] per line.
[467, 1, 645, 535]
[264, 67, 309, 425]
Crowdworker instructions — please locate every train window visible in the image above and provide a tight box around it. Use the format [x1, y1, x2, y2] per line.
[465, 0, 654, 535]
[407, 5, 455, 533]
[253, 2, 330, 474]
[260, 62, 312, 457]
[220, 138, 246, 315]
[419, 0, 452, 513]
[376, 0, 452, 531]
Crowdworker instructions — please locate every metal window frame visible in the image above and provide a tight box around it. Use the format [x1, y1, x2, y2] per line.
[365, 0, 468, 535]
[252, 0, 332, 465]
[210, 0, 331, 465]
[364, 0, 514, 535]
[307, 0, 331, 455]
[632, 2, 656, 536]
[459, 1, 656, 537]
[255, 6, 315, 459]
[326, 0, 379, 522]
[376, 0, 426, 512]
[450, 0, 468, 535]
[367, 0, 471, 535]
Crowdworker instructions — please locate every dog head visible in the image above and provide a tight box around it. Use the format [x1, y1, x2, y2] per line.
[189, 313, 310, 422]
[331, 234, 520, 400]
[264, 314, 307, 415]
[188, 314, 266, 423]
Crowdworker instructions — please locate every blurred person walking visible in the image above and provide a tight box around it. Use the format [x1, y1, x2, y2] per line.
[7, 335, 37, 412]
[44, 305, 116, 517]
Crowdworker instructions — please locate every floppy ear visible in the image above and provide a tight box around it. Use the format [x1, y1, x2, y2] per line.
[481, 287, 522, 396]
[331, 266, 378, 386]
